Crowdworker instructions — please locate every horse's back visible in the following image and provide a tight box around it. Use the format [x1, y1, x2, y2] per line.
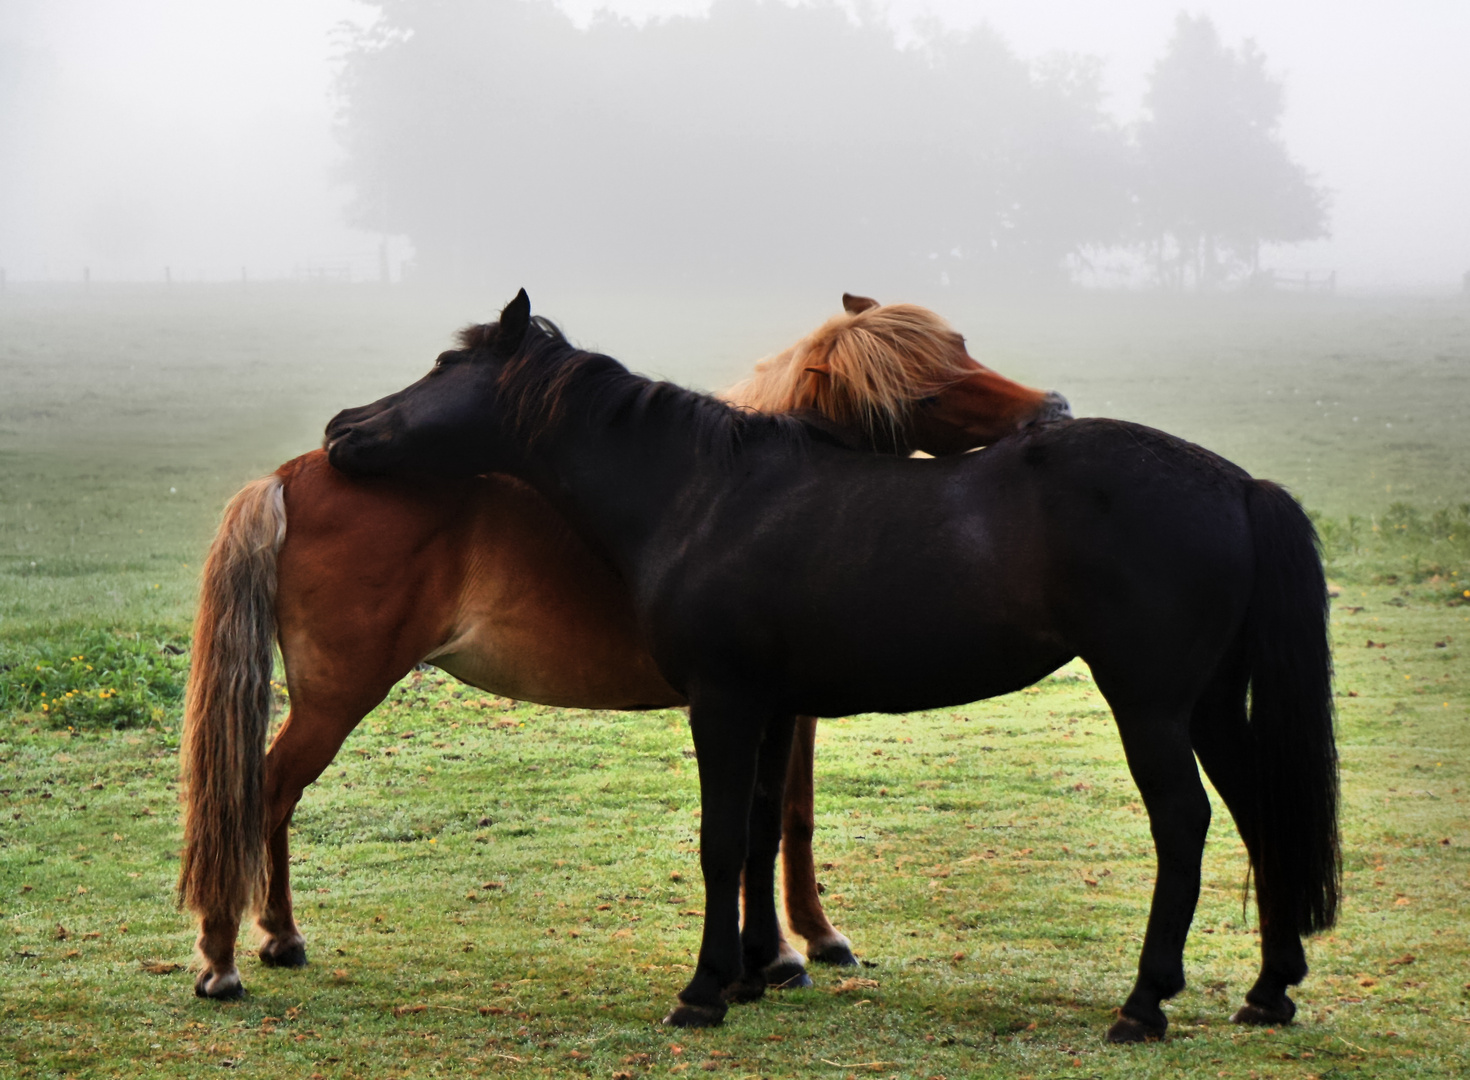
[645, 419, 1259, 715]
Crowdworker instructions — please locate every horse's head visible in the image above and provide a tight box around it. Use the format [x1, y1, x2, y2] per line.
[905, 358, 1072, 456]
[325, 290, 534, 476]
[726, 295, 1070, 456]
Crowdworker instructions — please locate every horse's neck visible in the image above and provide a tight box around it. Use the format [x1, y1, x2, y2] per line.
[521, 407, 709, 576]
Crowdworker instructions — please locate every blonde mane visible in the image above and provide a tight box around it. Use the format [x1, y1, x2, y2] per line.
[721, 303, 975, 439]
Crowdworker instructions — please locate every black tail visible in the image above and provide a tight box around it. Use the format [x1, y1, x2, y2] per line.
[1243, 480, 1340, 934]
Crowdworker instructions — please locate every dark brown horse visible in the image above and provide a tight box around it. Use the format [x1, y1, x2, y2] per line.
[324, 291, 1339, 1043]
[179, 296, 1069, 1000]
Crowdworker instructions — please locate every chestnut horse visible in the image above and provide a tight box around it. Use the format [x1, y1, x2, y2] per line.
[179, 295, 1069, 1000]
[324, 290, 1339, 1043]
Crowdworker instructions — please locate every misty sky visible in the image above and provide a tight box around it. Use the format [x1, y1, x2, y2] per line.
[3, 0, 1466, 288]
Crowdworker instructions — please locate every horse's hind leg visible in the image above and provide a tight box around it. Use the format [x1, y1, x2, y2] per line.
[255, 701, 367, 969]
[195, 913, 246, 999]
[1107, 707, 1212, 1043]
[1191, 678, 1307, 1026]
[258, 804, 306, 967]
[780, 716, 857, 968]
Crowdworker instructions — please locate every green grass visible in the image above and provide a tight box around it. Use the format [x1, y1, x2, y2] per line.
[3, 602, 1468, 1078]
[2, 286, 1469, 1077]
[0, 625, 189, 729]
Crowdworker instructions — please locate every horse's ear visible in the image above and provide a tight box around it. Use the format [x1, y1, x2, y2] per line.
[842, 293, 879, 314]
[498, 288, 532, 350]
[804, 363, 832, 377]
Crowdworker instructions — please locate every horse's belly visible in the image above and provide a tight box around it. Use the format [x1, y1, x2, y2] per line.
[428, 595, 684, 712]
[791, 634, 1073, 718]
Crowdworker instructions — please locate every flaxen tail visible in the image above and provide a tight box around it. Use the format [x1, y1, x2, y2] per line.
[177, 475, 286, 928]
[1244, 480, 1340, 934]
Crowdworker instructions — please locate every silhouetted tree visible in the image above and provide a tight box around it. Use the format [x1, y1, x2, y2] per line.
[336, 0, 1133, 292]
[1136, 14, 1329, 290]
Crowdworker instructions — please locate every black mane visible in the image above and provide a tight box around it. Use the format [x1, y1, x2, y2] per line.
[463, 317, 808, 462]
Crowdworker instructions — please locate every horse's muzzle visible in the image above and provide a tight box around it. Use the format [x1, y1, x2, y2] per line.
[1036, 391, 1072, 424]
[324, 419, 404, 476]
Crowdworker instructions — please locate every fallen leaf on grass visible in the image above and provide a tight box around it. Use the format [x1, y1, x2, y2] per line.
[832, 977, 879, 994]
[393, 1003, 428, 1018]
[819, 1060, 898, 1070]
[1387, 954, 1416, 966]
[141, 960, 182, 974]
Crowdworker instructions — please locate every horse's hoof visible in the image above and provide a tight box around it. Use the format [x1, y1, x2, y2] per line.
[769, 969, 813, 990]
[762, 958, 813, 990]
[194, 969, 244, 1000]
[1106, 1011, 1165, 1043]
[808, 941, 859, 967]
[1231, 997, 1295, 1026]
[723, 975, 767, 1004]
[662, 1002, 726, 1028]
[259, 937, 307, 968]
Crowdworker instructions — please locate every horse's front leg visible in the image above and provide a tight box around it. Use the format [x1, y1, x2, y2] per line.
[664, 698, 780, 1028]
[780, 715, 857, 967]
[736, 714, 803, 992]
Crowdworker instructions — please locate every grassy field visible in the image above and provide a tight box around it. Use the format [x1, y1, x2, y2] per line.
[2, 285, 1469, 1078]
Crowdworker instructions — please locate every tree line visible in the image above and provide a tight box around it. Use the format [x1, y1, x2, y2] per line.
[336, 1, 1328, 291]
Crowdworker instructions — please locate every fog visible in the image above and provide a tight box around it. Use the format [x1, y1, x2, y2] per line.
[2, 0, 1467, 290]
